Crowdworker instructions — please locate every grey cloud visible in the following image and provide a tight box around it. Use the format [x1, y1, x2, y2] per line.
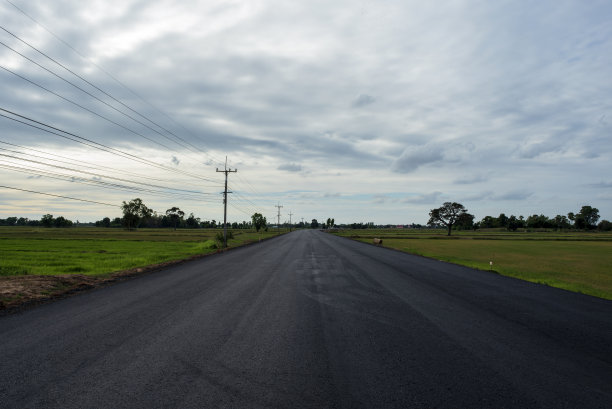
[517, 140, 560, 159]
[589, 181, 612, 188]
[460, 191, 494, 202]
[391, 145, 443, 173]
[403, 192, 443, 204]
[171, 156, 180, 166]
[372, 194, 387, 204]
[278, 163, 302, 172]
[454, 174, 488, 185]
[491, 191, 533, 201]
[352, 94, 375, 108]
[324, 192, 341, 198]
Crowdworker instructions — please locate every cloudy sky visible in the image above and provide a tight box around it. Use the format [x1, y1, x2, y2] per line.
[1, 0, 611, 224]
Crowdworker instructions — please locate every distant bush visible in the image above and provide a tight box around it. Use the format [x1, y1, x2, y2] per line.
[598, 220, 612, 231]
[215, 231, 234, 243]
[201, 239, 218, 250]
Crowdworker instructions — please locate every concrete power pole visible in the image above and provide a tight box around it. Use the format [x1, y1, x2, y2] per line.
[216, 157, 237, 248]
[275, 203, 283, 233]
[288, 211, 294, 232]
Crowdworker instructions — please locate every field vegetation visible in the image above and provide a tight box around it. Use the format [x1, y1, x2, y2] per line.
[331, 228, 612, 300]
[0, 226, 281, 308]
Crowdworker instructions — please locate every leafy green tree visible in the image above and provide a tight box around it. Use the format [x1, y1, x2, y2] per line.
[497, 213, 509, 228]
[526, 214, 553, 229]
[53, 216, 73, 228]
[3, 217, 17, 226]
[507, 215, 524, 231]
[598, 220, 612, 231]
[96, 217, 111, 227]
[428, 202, 468, 236]
[577, 205, 600, 230]
[251, 213, 267, 232]
[480, 215, 498, 229]
[185, 213, 200, 228]
[311, 219, 319, 229]
[41, 214, 54, 228]
[165, 207, 185, 230]
[553, 215, 571, 230]
[454, 212, 475, 230]
[121, 198, 152, 230]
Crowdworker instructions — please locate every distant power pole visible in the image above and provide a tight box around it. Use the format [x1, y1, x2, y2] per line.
[275, 203, 283, 233]
[288, 211, 294, 232]
[216, 157, 237, 248]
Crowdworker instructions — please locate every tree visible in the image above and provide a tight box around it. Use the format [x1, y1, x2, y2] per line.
[598, 220, 612, 231]
[121, 198, 152, 230]
[553, 215, 571, 230]
[96, 217, 111, 227]
[311, 219, 319, 229]
[251, 213, 267, 232]
[526, 214, 554, 229]
[185, 213, 200, 229]
[41, 214, 54, 228]
[480, 215, 498, 229]
[507, 215, 523, 231]
[497, 213, 509, 228]
[53, 216, 73, 228]
[428, 202, 468, 236]
[165, 207, 185, 230]
[577, 205, 600, 230]
[454, 212, 474, 230]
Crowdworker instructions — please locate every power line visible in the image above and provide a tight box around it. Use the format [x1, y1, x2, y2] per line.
[0, 139, 188, 184]
[0, 184, 118, 207]
[1, 4, 230, 167]
[0, 162, 218, 202]
[0, 61, 178, 152]
[0, 108, 223, 184]
[0, 151, 214, 197]
[0, 25, 205, 155]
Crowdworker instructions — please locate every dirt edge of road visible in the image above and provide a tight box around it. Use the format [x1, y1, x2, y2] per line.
[0, 233, 286, 315]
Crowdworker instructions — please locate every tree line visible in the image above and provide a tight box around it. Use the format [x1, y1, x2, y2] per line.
[428, 202, 611, 235]
[0, 214, 74, 228]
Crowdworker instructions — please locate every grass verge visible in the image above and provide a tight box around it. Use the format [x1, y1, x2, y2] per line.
[332, 229, 612, 300]
[0, 227, 283, 310]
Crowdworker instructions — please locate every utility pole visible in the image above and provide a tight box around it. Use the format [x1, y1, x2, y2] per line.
[216, 157, 237, 248]
[275, 203, 283, 233]
[288, 211, 294, 232]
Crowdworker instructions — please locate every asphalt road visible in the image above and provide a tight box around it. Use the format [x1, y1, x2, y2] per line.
[1, 229, 611, 408]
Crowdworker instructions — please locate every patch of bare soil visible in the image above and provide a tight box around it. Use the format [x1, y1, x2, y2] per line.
[0, 274, 105, 310]
[0, 253, 216, 313]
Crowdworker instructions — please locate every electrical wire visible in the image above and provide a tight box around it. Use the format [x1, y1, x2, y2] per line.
[0, 108, 224, 184]
[0, 25, 205, 155]
[0, 184, 118, 207]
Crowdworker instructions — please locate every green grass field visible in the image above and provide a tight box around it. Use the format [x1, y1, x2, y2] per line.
[332, 229, 612, 300]
[0, 227, 280, 277]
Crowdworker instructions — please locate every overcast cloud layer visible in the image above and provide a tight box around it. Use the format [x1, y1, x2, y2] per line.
[1, 0, 611, 224]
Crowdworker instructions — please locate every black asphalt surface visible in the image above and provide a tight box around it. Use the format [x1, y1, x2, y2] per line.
[1, 229, 611, 408]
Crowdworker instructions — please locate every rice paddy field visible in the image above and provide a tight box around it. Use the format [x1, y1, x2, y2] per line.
[331, 228, 612, 300]
[0, 227, 279, 278]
